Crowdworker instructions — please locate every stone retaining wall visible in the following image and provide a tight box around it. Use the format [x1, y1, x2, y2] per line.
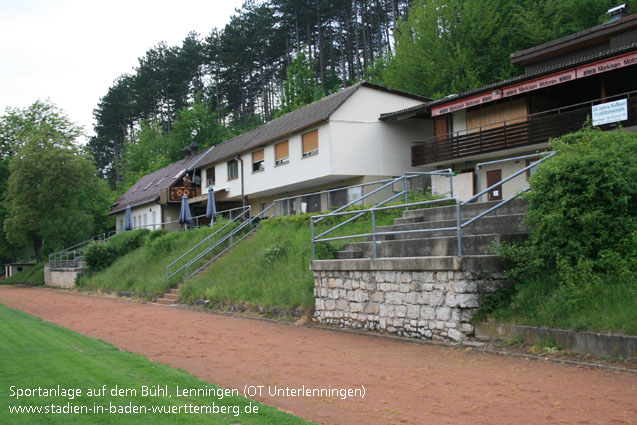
[312, 263, 506, 341]
[44, 263, 81, 288]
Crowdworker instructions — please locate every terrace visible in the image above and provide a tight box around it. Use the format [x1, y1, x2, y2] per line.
[411, 91, 637, 166]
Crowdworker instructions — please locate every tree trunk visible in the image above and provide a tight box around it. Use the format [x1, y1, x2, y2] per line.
[32, 235, 42, 263]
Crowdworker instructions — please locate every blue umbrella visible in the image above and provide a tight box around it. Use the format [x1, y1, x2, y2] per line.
[179, 194, 192, 230]
[205, 187, 217, 226]
[124, 205, 133, 231]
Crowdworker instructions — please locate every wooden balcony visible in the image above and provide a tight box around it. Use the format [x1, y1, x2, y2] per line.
[412, 94, 637, 166]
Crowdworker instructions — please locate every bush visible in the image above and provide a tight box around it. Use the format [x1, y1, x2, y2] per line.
[486, 128, 637, 334]
[84, 243, 117, 273]
[522, 128, 636, 284]
[107, 229, 150, 256]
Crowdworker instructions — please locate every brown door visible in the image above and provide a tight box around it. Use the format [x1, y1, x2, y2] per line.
[434, 115, 450, 140]
[487, 169, 503, 201]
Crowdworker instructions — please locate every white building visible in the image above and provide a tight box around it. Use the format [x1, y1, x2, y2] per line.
[111, 82, 431, 228]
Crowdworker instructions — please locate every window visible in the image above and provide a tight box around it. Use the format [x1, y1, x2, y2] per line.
[261, 201, 267, 212]
[227, 159, 239, 180]
[302, 129, 318, 157]
[526, 157, 540, 179]
[132, 216, 137, 228]
[275, 140, 289, 165]
[152, 211, 157, 230]
[252, 149, 264, 172]
[138, 215, 142, 228]
[143, 214, 147, 228]
[119, 219, 123, 231]
[206, 166, 216, 186]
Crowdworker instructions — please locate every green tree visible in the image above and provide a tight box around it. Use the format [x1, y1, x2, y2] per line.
[2, 101, 112, 262]
[278, 49, 322, 116]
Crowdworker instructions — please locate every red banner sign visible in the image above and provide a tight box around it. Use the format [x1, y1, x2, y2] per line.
[431, 52, 637, 116]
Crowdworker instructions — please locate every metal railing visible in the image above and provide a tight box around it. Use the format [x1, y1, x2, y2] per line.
[311, 170, 454, 259]
[165, 171, 453, 284]
[48, 233, 110, 268]
[166, 205, 251, 283]
[118, 205, 249, 233]
[311, 151, 558, 259]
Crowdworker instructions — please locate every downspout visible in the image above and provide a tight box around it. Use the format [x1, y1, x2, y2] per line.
[236, 155, 246, 216]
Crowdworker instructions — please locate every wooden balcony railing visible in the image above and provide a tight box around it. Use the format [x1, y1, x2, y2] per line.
[412, 93, 637, 166]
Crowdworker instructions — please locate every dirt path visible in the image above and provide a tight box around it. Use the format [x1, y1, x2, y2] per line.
[1, 286, 635, 425]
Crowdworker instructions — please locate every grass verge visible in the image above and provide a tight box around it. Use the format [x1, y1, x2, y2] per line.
[2, 262, 44, 285]
[0, 302, 313, 424]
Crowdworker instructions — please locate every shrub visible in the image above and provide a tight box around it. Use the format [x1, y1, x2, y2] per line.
[107, 229, 150, 256]
[84, 242, 117, 273]
[521, 128, 637, 285]
[486, 128, 637, 334]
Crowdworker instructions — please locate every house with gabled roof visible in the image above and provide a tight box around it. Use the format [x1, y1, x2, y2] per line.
[187, 82, 430, 216]
[110, 148, 207, 232]
[381, 8, 637, 201]
[111, 82, 431, 230]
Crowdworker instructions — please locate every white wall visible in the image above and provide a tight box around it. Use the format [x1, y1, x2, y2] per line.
[196, 86, 429, 202]
[241, 123, 332, 198]
[114, 202, 162, 232]
[329, 87, 430, 177]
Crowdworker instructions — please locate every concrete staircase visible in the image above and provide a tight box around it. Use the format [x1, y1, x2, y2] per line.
[334, 199, 528, 260]
[155, 287, 180, 305]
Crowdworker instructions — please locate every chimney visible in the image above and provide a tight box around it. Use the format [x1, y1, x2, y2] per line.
[606, 4, 630, 24]
[184, 145, 192, 158]
[190, 141, 199, 156]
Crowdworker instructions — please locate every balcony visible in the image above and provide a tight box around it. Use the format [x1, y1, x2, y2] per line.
[412, 92, 637, 166]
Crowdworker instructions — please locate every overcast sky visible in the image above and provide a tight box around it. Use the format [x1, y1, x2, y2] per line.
[0, 0, 245, 141]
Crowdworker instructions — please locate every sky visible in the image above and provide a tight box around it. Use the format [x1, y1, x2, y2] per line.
[0, 0, 245, 142]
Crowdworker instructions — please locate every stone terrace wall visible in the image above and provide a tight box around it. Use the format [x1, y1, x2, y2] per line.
[44, 264, 81, 288]
[311, 258, 506, 341]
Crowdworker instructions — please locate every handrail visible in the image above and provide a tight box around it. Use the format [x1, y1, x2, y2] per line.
[184, 204, 275, 279]
[311, 151, 558, 260]
[166, 206, 251, 282]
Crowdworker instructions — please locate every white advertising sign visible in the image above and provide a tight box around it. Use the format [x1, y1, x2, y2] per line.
[592, 99, 628, 126]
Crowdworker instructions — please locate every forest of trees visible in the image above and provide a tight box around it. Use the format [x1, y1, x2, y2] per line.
[88, 0, 618, 191]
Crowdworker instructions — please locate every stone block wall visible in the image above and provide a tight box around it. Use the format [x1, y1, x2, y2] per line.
[44, 264, 81, 288]
[313, 268, 506, 341]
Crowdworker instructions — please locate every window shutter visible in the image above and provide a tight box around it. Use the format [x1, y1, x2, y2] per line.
[302, 129, 318, 154]
[275, 140, 289, 160]
[252, 149, 264, 163]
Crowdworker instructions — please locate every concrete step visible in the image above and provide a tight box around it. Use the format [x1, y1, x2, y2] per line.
[162, 293, 179, 301]
[155, 298, 176, 305]
[168, 288, 179, 295]
[343, 233, 526, 258]
[334, 250, 364, 260]
[395, 199, 527, 225]
[370, 213, 527, 241]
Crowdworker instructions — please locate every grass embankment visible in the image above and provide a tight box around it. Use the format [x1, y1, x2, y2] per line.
[78, 223, 238, 297]
[0, 303, 312, 424]
[81, 190, 446, 312]
[2, 262, 44, 285]
[179, 205, 417, 311]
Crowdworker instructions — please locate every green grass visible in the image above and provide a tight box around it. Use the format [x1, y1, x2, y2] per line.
[0, 302, 313, 424]
[2, 262, 44, 285]
[82, 190, 450, 310]
[179, 209, 407, 311]
[478, 274, 637, 335]
[78, 223, 238, 297]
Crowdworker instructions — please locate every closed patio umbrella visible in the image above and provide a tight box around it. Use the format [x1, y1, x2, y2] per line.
[179, 194, 193, 230]
[206, 186, 217, 226]
[124, 205, 133, 231]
